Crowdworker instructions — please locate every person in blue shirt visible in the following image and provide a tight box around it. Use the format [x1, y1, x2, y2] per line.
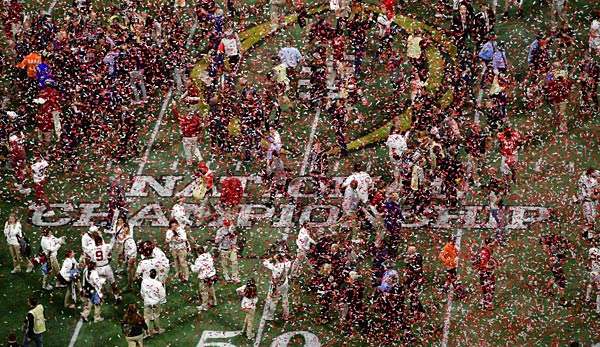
[35, 58, 55, 89]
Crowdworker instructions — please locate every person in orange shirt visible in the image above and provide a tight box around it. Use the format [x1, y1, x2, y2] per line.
[439, 236, 459, 292]
[16, 52, 42, 79]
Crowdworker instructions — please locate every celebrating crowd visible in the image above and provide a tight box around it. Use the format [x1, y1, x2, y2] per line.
[1, 0, 599, 345]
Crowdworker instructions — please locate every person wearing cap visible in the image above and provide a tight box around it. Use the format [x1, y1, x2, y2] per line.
[191, 245, 218, 311]
[215, 219, 240, 283]
[81, 261, 105, 323]
[164, 219, 190, 282]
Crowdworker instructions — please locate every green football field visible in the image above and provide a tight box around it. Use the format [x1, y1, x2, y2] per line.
[1, 0, 600, 346]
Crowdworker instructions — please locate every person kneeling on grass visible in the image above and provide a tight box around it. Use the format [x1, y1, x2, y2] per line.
[140, 269, 166, 336]
[236, 278, 259, 340]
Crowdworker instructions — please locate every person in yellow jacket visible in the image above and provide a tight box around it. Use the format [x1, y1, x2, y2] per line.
[23, 297, 46, 347]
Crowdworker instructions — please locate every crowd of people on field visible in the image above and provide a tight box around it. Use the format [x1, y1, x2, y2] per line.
[1, 0, 599, 345]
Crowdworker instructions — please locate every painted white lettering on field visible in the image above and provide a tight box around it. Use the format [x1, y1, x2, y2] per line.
[30, 201, 551, 229]
[273, 204, 296, 228]
[130, 203, 169, 227]
[30, 204, 73, 227]
[126, 175, 183, 197]
[73, 203, 108, 227]
[237, 204, 275, 227]
[462, 206, 484, 228]
[197, 330, 241, 347]
[507, 206, 550, 229]
[270, 331, 321, 347]
[287, 177, 316, 198]
[432, 207, 462, 228]
[299, 205, 340, 227]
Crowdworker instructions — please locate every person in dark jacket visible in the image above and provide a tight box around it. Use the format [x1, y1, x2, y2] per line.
[121, 304, 148, 347]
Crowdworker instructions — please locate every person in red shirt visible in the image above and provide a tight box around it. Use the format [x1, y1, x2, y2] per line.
[545, 62, 573, 133]
[35, 86, 61, 149]
[1, 0, 23, 42]
[382, 0, 395, 19]
[172, 100, 203, 166]
[8, 133, 30, 195]
[497, 126, 522, 185]
[474, 238, 497, 311]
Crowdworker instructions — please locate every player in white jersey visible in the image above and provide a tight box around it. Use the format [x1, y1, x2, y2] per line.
[137, 241, 170, 283]
[121, 228, 138, 289]
[81, 226, 97, 262]
[291, 224, 316, 277]
[90, 233, 121, 301]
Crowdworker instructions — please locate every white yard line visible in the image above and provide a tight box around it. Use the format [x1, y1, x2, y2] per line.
[298, 107, 321, 176]
[441, 228, 464, 347]
[253, 91, 327, 346]
[67, 319, 83, 347]
[136, 89, 173, 176]
[253, 283, 273, 347]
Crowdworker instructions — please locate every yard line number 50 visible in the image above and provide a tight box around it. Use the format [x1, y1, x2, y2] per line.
[198, 330, 320, 347]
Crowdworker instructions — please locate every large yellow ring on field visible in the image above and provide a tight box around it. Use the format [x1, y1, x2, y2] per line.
[190, 6, 455, 152]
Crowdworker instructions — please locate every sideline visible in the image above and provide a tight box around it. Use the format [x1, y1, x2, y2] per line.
[441, 228, 464, 347]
